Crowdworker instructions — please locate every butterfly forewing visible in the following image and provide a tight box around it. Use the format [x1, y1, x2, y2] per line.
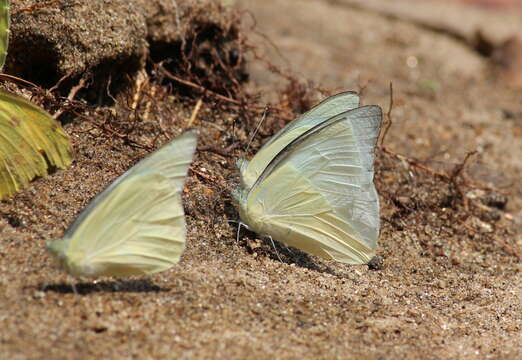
[240, 92, 360, 189]
[262, 91, 360, 148]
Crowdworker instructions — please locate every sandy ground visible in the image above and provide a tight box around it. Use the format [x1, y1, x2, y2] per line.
[1, 0, 521, 359]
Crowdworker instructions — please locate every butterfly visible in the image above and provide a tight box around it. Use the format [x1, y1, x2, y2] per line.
[46, 131, 197, 279]
[0, 0, 72, 200]
[233, 93, 382, 264]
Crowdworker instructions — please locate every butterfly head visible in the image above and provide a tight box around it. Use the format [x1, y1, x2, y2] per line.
[46, 238, 96, 277]
[230, 185, 246, 207]
[235, 158, 247, 171]
[231, 185, 258, 233]
[235, 158, 254, 189]
[46, 238, 69, 269]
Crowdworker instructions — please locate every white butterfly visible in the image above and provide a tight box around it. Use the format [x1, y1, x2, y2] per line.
[47, 131, 197, 278]
[233, 93, 382, 264]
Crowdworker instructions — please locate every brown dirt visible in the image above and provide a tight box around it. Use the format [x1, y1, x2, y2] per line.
[1, 0, 521, 359]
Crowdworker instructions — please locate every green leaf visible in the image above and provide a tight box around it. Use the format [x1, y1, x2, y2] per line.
[0, 89, 72, 200]
[0, 0, 9, 70]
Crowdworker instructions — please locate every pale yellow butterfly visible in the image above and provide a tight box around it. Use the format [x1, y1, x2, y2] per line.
[47, 131, 197, 278]
[234, 97, 382, 264]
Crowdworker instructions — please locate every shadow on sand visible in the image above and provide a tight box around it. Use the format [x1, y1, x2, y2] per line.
[40, 278, 170, 295]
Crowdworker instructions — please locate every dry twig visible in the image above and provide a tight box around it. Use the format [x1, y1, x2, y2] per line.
[187, 98, 203, 128]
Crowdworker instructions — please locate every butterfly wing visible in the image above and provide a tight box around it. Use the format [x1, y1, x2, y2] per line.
[0, 90, 72, 200]
[239, 106, 381, 264]
[239, 92, 360, 189]
[263, 91, 360, 147]
[0, 0, 9, 70]
[47, 131, 197, 278]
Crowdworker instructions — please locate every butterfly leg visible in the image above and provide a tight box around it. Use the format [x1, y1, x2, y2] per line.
[236, 222, 243, 243]
[283, 243, 294, 254]
[234, 221, 252, 244]
[267, 235, 283, 263]
[71, 283, 78, 295]
[226, 219, 244, 244]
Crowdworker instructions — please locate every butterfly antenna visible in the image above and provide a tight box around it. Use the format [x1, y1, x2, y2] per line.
[268, 236, 283, 263]
[245, 105, 269, 156]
